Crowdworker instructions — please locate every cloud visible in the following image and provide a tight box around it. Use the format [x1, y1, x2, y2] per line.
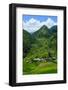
[23, 18, 57, 33]
[23, 18, 41, 33]
[41, 18, 57, 28]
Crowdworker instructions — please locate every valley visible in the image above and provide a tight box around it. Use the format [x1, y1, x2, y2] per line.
[23, 25, 57, 75]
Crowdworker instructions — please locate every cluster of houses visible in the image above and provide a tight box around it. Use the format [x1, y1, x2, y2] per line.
[26, 57, 56, 63]
[33, 58, 47, 62]
[33, 57, 56, 62]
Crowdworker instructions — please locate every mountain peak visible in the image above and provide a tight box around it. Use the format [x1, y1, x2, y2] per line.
[41, 25, 48, 28]
[42, 18, 57, 28]
[23, 17, 57, 33]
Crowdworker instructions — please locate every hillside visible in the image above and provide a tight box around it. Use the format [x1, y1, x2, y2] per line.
[23, 30, 32, 58]
[23, 25, 57, 75]
[32, 25, 49, 38]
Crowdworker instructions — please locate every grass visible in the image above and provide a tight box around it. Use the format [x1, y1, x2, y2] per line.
[31, 62, 57, 74]
[23, 60, 57, 75]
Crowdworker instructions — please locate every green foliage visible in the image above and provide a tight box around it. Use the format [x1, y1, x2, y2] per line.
[23, 25, 57, 75]
[33, 25, 49, 38]
[23, 30, 31, 57]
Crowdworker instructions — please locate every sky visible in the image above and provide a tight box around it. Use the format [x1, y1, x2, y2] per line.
[23, 15, 57, 33]
[23, 15, 57, 23]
